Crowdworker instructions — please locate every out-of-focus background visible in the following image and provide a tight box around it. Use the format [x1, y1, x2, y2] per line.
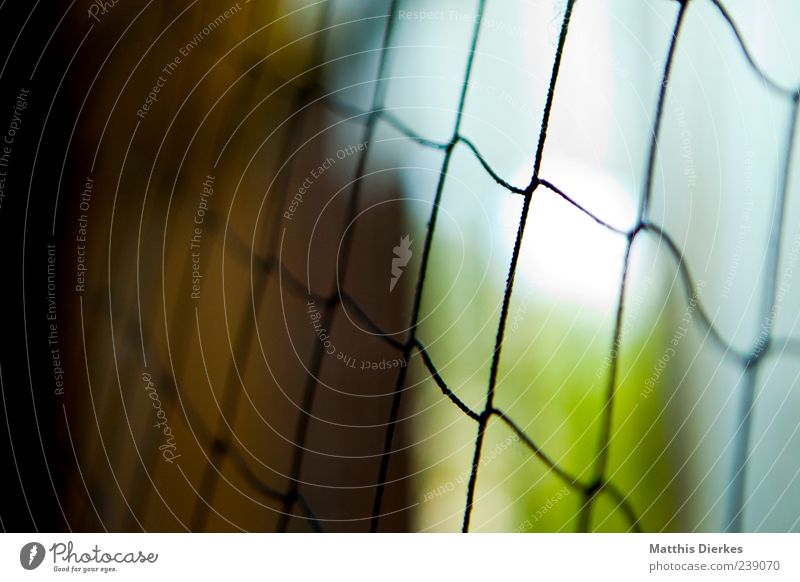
[0, 0, 799, 533]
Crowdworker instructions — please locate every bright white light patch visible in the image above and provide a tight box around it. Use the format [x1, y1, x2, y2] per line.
[500, 160, 635, 313]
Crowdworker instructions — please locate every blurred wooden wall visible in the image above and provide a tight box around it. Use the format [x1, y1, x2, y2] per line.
[59, 0, 411, 532]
